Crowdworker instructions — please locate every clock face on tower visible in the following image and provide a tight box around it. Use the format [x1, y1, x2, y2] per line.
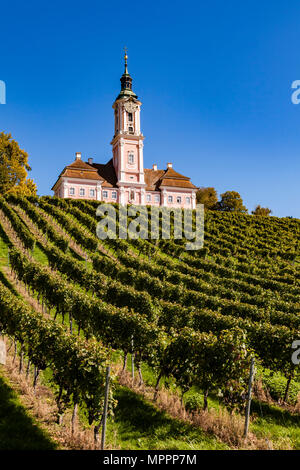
[124, 101, 138, 113]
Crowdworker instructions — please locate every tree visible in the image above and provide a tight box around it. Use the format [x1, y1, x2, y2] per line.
[0, 132, 37, 196]
[252, 205, 272, 216]
[216, 191, 248, 213]
[196, 187, 218, 210]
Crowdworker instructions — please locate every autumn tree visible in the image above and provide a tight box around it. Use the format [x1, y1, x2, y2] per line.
[216, 191, 248, 213]
[252, 205, 272, 216]
[196, 187, 218, 210]
[0, 132, 37, 196]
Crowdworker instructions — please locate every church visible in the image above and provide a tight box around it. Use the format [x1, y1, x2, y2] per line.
[52, 52, 198, 208]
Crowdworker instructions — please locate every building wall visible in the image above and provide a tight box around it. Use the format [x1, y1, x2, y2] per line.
[54, 179, 196, 208]
[162, 189, 194, 208]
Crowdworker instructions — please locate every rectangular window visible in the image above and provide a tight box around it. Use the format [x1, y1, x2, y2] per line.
[112, 191, 117, 199]
[146, 194, 151, 202]
[168, 196, 173, 203]
[128, 112, 133, 122]
[177, 196, 182, 204]
[128, 153, 134, 164]
[89, 189, 95, 197]
[154, 195, 160, 203]
[186, 197, 191, 204]
[79, 188, 85, 196]
[69, 187, 75, 196]
[103, 190, 108, 198]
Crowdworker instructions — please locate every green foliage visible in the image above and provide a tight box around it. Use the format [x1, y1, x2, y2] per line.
[161, 327, 252, 410]
[0, 197, 35, 250]
[261, 370, 300, 405]
[196, 187, 218, 210]
[6, 195, 68, 251]
[1, 195, 300, 424]
[252, 205, 272, 216]
[8, 247, 162, 365]
[216, 191, 248, 213]
[184, 393, 203, 412]
[0, 279, 111, 425]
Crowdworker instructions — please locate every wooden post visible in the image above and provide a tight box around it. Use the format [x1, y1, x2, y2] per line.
[100, 366, 110, 450]
[26, 358, 30, 378]
[33, 365, 40, 391]
[244, 357, 255, 439]
[283, 373, 293, 403]
[19, 344, 24, 373]
[0, 334, 6, 366]
[131, 337, 134, 380]
[71, 403, 78, 435]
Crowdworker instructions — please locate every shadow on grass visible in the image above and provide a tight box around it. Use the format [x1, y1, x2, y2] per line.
[0, 374, 56, 450]
[251, 399, 300, 426]
[112, 385, 227, 450]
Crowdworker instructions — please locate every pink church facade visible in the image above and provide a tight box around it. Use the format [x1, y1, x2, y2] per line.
[52, 53, 198, 208]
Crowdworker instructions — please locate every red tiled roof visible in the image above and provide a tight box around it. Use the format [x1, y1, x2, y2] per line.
[63, 169, 103, 180]
[53, 158, 197, 192]
[144, 167, 197, 190]
[162, 167, 191, 180]
[66, 159, 98, 171]
[51, 158, 103, 190]
[159, 178, 198, 189]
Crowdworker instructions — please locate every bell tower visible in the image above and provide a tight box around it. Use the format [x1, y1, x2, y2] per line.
[111, 49, 145, 205]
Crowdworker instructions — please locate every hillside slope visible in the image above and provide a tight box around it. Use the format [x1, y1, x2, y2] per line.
[0, 194, 299, 450]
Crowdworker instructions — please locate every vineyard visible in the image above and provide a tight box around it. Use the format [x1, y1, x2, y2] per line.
[0, 194, 299, 450]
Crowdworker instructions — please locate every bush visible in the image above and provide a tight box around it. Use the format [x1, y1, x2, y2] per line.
[184, 393, 203, 412]
[262, 370, 300, 405]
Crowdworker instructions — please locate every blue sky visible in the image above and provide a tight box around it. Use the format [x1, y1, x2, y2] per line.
[0, 0, 299, 217]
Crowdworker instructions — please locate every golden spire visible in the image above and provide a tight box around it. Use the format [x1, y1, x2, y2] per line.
[124, 46, 128, 74]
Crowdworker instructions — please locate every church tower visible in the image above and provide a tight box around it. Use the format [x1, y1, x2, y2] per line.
[111, 50, 146, 205]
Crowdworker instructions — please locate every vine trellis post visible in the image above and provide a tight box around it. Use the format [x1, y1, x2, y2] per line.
[244, 357, 255, 439]
[100, 365, 110, 450]
[131, 336, 134, 380]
